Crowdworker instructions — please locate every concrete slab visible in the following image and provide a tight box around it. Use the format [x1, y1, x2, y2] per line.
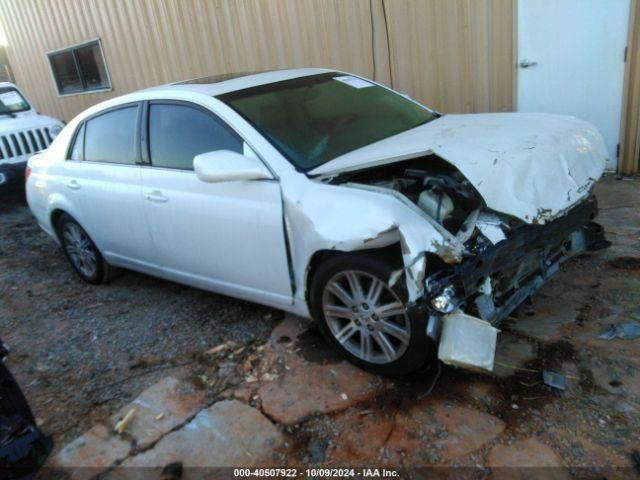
[110, 376, 205, 450]
[431, 403, 506, 460]
[325, 408, 394, 464]
[116, 400, 284, 470]
[51, 376, 205, 478]
[488, 438, 568, 479]
[383, 400, 506, 464]
[256, 316, 388, 426]
[259, 360, 388, 426]
[50, 424, 131, 480]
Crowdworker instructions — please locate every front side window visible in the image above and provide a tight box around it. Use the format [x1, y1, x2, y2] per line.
[218, 73, 437, 171]
[84, 106, 138, 164]
[0, 87, 31, 114]
[48, 40, 111, 95]
[148, 103, 242, 170]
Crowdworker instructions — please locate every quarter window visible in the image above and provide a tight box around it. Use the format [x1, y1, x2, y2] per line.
[84, 106, 138, 164]
[148, 103, 242, 170]
[69, 123, 85, 160]
[48, 40, 111, 95]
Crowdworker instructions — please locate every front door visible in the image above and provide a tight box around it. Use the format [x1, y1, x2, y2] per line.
[517, 0, 631, 169]
[140, 101, 292, 308]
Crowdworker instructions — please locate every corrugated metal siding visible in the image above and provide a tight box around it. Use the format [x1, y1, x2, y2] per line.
[383, 0, 515, 113]
[619, 0, 640, 174]
[0, 0, 515, 122]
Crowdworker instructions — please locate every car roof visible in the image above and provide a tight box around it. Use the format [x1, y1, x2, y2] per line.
[70, 68, 340, 125]
[144, 68, 335, 97]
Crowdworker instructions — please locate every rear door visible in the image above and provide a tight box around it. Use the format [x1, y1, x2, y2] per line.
[63, 103, 158, 271]
[139, 100, 292, 307]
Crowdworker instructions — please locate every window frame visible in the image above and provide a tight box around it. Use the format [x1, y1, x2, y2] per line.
[46, 38, 113, 97]
[66, 102, 142, 166]
[68, 122, 86, 161]
[142, 99, 244, 171]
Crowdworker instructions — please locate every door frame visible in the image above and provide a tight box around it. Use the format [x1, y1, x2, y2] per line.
[619, 0, 640, 175]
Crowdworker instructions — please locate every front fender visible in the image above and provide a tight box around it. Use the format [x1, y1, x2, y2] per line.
[282, 177, 465, 303]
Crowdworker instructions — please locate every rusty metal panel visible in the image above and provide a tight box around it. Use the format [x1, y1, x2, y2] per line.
[0, 0, 515, 122]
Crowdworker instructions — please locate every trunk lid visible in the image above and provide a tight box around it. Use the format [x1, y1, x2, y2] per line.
[309, 113, 608, 224]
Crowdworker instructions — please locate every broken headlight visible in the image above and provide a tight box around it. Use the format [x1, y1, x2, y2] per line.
[430, 286, 457, 313]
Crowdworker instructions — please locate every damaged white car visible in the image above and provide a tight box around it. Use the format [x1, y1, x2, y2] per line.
[26, 69, 609, 375]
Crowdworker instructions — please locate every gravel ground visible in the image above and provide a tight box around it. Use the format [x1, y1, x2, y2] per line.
[0, 185, 282, 449]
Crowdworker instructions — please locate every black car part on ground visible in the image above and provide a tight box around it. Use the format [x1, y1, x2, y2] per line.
[0, 340, 52, 480]
[424, 195, 610, 326]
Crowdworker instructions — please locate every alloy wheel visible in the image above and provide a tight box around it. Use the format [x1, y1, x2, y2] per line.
[62, 223, 98, 279]
[321, 270, 410, 364]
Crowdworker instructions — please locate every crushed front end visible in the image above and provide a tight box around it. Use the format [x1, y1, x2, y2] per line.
[324, 151, 609, 372]
[423, 195, 609, 326]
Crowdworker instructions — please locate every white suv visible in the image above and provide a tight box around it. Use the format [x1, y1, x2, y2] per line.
[0, 82, 63, 187]
[26, 69, 609, 375]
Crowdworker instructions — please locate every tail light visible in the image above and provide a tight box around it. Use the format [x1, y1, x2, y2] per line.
[25, 165, 31, 183]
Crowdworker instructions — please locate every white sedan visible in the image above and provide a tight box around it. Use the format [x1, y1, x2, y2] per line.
[26, 69, 609, 375]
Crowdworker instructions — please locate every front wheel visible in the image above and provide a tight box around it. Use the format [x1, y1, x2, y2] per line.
[309, 254, 434, 376]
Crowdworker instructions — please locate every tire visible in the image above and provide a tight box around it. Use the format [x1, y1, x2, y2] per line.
[56, 213, 113, 284]
[309, 254, 435, 376]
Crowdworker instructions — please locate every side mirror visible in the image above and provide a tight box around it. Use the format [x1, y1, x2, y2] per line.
[193, 150, 272, 183]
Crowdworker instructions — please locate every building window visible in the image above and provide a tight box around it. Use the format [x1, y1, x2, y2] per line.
[47, 40, 111, 95]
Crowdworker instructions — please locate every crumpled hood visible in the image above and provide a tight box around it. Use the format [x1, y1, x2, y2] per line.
[309, 113, 608, 224]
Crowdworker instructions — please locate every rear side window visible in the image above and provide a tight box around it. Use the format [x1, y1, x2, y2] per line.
[148, 103, 242, 170]
[84, 106, 138, 164]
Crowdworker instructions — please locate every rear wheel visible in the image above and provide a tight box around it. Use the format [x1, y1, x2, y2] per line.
[310, 254, 434, 376]
[56, 213, 113, 284]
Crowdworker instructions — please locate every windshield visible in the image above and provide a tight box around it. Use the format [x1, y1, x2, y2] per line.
[0, 87, 31, 115]
[218, 73, 437, 171]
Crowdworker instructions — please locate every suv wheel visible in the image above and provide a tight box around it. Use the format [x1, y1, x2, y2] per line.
[310, 254, 434, 376]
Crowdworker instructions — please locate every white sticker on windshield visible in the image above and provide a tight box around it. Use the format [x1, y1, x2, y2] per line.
[0, 91, 25, 106]
[333, 75, 374, 89]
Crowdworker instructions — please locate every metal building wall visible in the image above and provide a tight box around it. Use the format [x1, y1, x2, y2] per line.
[0, 0, 515, 122]
[620, 0, 640, 175]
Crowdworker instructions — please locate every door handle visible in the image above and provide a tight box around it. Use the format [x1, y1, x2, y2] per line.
[145, 190, 168, 203]
[66, 179, 80, 190]
[519, 59, 538, 69]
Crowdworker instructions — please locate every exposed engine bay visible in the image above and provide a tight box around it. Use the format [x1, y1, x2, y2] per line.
[328, 155, 515, 248]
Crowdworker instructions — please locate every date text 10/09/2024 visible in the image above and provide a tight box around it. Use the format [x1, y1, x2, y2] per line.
[233, 468, 401, 478]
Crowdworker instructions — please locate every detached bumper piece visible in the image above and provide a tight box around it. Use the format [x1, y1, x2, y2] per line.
[0, 343, 52, 480]
[437, 311, 498, 372]
[431, 196, 608, 326]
